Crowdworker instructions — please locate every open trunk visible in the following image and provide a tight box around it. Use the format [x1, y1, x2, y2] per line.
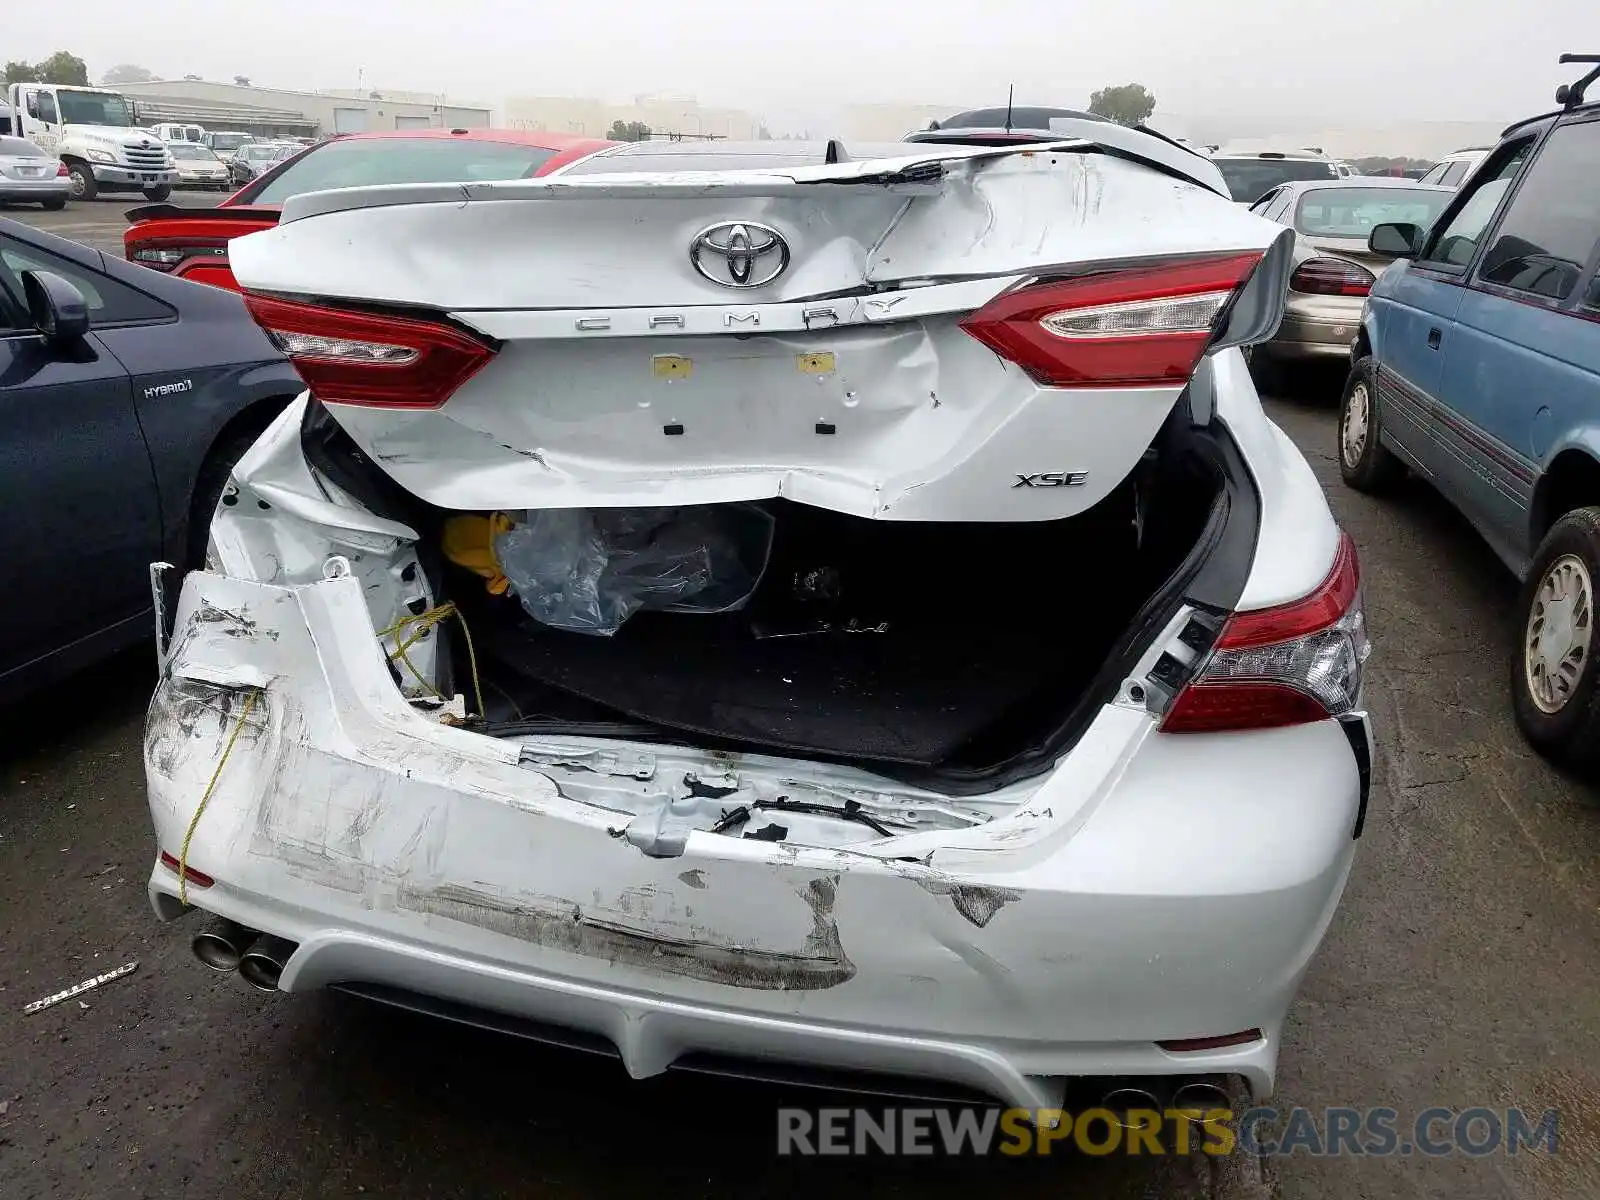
[301, 393, 1237, 788]
[230, 138, 1290, 793]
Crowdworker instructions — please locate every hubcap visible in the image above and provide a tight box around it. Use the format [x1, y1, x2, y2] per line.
[1525, 553, 1594, 714]
[67, 169, 86, 199]
[1342, 382, 1371, 468]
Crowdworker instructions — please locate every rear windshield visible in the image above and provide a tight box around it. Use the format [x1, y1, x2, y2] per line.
[1214, 157, 1339, 202]
[0, 136, 44, 156]
[249, 138, 559, 204]
[1295, 187, 1452, 238]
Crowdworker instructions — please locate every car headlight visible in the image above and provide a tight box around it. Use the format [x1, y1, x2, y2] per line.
[85, 149, 115, 165]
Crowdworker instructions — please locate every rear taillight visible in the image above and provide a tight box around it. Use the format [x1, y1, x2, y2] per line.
[129, 242, 229, 271]
[243, 294, 497, 409]
[1289, 258, 1375, 297]
[56, 161, 68, 177]
[1162, 532, 1368, 733]
[958, 253, 1263, 387]
[158, 850, 214, 889]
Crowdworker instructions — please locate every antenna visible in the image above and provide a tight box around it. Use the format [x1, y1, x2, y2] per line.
[1005, 84, 1015, 133]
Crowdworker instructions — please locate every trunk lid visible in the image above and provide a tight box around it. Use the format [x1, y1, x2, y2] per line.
[1303, 233, 1398, 273]
[231, 142, 1288, 522]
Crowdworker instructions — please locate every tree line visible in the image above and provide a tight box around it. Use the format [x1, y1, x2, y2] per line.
[3, 52, 163, 87]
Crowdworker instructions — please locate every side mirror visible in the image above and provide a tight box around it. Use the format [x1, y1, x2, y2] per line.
[1370, 222, 1422, 259]
[21, 270, 90, 346]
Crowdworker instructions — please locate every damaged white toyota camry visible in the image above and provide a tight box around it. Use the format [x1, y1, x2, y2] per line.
[144, 129, 1372, 1113]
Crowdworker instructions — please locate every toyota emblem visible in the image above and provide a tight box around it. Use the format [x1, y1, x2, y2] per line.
[689, 221, 790, 288]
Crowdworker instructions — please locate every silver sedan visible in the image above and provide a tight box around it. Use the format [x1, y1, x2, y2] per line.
[0, 136, 69, 209]
[1248, 177, 1453, 365]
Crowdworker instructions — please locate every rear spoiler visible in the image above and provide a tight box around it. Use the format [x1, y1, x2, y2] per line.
[124, 203, 279, 226]
[273, 139, 1118, 224]
[905, 116, 1229, 197]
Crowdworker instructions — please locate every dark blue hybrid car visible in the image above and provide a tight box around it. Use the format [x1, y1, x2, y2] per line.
[0, 216, 301, 695]
[1339, 55, 1600, 768]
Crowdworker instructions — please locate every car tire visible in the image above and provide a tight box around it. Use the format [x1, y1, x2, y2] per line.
[143, 185, 173, 202]
[1511, 508, 1600, 771]
[41, 198, 66, 211]
[1338, 357, 1403, 493]
[66, 162, 96, 201]
[187, 415, 282, 569]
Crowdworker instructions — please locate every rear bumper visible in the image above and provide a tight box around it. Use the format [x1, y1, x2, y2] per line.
[145, 566, 1364, 1106]
[0, 177, 70, 200]
[1262, 300, 1364, 360]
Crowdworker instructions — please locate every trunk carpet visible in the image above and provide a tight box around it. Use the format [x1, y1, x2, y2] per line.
[471, 607, 1103, 765]
[460, 499, 1136, 767]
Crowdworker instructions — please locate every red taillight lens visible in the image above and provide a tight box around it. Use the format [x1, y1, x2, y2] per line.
[1157, 1029, 1265, 1053]
[56, 161, 68, 177]
[1162, 532, 1367, 733]
[958, 252, 1263, 388]
[243, 294, 496, 409]
[1288, 257, 1375, 297]
[158, 851, 215, 889]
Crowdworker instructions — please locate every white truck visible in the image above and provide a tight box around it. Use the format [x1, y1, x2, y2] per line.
[2, 82, 177, 201]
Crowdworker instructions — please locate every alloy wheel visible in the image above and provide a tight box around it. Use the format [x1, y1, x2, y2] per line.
[1525, 553, 1594, 714]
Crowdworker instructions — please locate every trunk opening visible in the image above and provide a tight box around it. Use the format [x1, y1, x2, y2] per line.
[302, 396, 1244, 793]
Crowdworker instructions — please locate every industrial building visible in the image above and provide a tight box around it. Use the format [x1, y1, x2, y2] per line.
[115, 79, 492, 140]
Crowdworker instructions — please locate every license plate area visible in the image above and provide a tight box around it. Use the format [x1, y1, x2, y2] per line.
[453, 328, 946, 469]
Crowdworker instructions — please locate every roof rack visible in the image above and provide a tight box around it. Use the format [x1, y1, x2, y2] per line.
[1556, 53, 1600, 109]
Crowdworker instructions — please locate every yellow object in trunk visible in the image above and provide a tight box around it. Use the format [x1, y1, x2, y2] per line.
[441, 512, 514, 595]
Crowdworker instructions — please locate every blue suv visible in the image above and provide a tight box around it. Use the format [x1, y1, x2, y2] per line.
[1340, 59, 1600, 768]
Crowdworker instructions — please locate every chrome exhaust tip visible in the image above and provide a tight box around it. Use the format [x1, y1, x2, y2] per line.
[191, 918, 260, 973]
[237, 935, 297, 993]
[1099, 1086, 1165, 1129]
[1171, 1080, 1233, 1119]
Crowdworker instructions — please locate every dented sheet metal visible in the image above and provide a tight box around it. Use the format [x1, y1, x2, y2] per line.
[228, 148, 1283, 522]
[145, 563, 1358, 1108]
[234, 144, 1274, 312]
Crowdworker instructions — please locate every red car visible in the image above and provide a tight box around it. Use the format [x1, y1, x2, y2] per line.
[124, 129, 612, 292]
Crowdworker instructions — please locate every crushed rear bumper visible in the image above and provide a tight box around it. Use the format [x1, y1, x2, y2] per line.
[145, 566, 1361, 1107]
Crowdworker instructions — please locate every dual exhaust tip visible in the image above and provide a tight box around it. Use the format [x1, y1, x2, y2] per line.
[192, 918, 297, 992]
[1097, 1079, 1233, 1127]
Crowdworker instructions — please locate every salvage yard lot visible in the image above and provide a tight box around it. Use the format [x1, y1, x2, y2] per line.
[2, 192, 220, 255]
[1, 199, 1598, 1200]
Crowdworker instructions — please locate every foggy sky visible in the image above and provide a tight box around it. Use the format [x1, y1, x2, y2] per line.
[16, 0, 1590, 134]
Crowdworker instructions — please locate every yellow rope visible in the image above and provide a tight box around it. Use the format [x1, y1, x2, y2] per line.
[174, 598, 486, 905]
[177, 687, 260, 906]
[376, 602, 485, 720]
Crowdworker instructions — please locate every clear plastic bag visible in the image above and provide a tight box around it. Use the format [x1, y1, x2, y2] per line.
[493, 504, 775, 636]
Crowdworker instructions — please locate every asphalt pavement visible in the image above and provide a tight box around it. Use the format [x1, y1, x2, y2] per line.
[0, 202, 1598, 1199]
[4, 190, 221, 256]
